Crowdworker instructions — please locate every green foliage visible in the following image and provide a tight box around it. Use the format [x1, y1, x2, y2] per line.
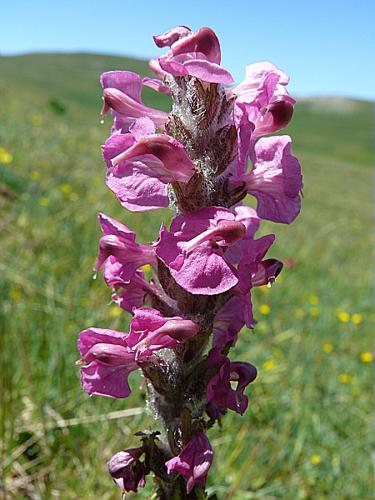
[0, 54, 373, 499]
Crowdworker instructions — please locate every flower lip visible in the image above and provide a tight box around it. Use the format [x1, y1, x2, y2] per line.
[84, 343, 133, 365]
[111, 134, 195, 183]
[102, 88, 168, 129]
[251, 259, 283, 287]
[153, 26, 192, 48]
[170, 27, 222, 64]
[268, 100, 294, 128]
[182, 220, 247, 255]
[112, 134, 186, 164]
[154, 319, 200, 340]
[165, 431, 213, 493]
[97, 235, 153, 268]
[130, 317, 200, 354]
[108, 448, 146, 493]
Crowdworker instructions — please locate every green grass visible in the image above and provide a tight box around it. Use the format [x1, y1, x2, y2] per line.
[0, 53, 374, 499]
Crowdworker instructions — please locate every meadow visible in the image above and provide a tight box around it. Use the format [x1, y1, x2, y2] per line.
[0, 53, 374, 499]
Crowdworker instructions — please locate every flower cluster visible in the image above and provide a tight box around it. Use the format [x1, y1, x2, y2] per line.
[78, 25, 302, 497]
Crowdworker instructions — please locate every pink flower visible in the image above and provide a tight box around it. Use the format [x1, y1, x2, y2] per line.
[108, 447, 146, 493]
[230, 136, 303, 224]
[206, 349, 257, 415]
[235, 234, 277, 327]
[230, 62, 295, 138]
[224, 205, 260, 265]
[103, 260, 152, 313]
[153, 26, 192, 48]
[251, 258, 283, 287]
[94, 213, 156, 278]
[165, 432, 213, 493]
[78, 328, 139, 398]
[101, 70, 168, 132]
[213, 218, 281, 345]
[112, 134, 196, 183]
[127, 307, 200, 357]
[212, 297, 245, 350]
[234, 101, 255, 175]
[103, 132, 196, 212]
[151, 26, 233, 83]
[102, 129, 168, 211]
[155, 207, 247, 295]
[78, 310, 199, 397]
[103, 257, 178, 314]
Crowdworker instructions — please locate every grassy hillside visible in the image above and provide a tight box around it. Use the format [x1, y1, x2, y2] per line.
[0, 53, 374, 499]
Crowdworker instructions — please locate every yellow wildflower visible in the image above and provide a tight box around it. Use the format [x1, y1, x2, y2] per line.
[308, 295, 319, 305]
[323, 343, 334, 353]
[337, 310, 350, 323]
[310, 454, 322, 465]
[338, 373, 352, 384]
[30, 170, 41, 180]
[351, 313, 362, 325]
[259, 304, 271, 315]
[9, 288, 21, 301]
[0, 147, 13, 164]
[60, 183, 72, 194]
[263, 359, 276, 371]
[30, 115, 43, 126]
[38, 197, 49, 206]
[360, 352, 373, 363]
[109, 306, 122, 318]
[309, 307, 319, 317]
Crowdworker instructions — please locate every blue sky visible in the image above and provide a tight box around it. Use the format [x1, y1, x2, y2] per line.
[1, 0, 374, 100]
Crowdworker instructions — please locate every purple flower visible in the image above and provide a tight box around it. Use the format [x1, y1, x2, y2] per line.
[165, 432, 213, 493]
[77, 308, 199, 397]
[231, 136, 303, 224]
[212, 219, 281, 343]
[102, 130, 168, 211]
[230, 62, 295, 138]
[251, 258, 283, 287]
[153, 26, 192, 48]
[212, 296, 245, 350]
[103, 132, 196, 212]
[103, 259, 152, 312]
[112, 134, 196, 183]
[77, 328, 139, 398]
[234, 101, 255, 175]
[151, 26, 233, 83]
[224, 205, 260, 265]
[101, 70, 168, 132]
[155, 207, 247, 295]
[127, 307, 200, 357]
[206, 349, 257, 415]
[235, 234, 277, 327]
[108, 447, 146, 493]
[94, 212, 156, 278]
[103, 258, 178, 314]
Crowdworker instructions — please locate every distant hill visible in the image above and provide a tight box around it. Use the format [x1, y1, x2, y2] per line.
[0, 52, 373, 165]
[0, 52, 170, 118]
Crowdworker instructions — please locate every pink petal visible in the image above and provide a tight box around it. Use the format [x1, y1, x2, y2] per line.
[153, 26, 192, 48]
[245, 136, 303, 224]
[169, 243, 238, 295]
[106, 159, 169, 212]
[100, 71, 142, 102]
